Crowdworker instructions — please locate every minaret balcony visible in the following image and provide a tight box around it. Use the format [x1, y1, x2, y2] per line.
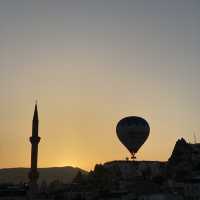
[30, 136, 41, 144]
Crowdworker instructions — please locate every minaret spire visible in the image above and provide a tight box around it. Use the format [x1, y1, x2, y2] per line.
[33, 102, 38, 120]
[28, 102, 41, 198]
[32, 103, 38, 136]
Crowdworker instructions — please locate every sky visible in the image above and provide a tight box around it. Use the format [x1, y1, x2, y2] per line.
[0, 0, 200, 171]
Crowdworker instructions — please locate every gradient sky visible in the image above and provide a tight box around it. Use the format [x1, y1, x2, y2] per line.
[0, 0, 200, 171]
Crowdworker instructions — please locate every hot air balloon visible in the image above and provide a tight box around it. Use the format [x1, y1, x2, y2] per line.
[116, 116, 150, 159]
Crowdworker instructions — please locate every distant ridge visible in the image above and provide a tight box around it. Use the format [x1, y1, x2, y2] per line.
[0, 166, 87, 184]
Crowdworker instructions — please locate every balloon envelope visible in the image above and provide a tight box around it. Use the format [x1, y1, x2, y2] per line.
[116, 116, 150, 154]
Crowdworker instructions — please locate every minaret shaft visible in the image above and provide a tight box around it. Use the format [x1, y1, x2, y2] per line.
[30, 135, 40, 173]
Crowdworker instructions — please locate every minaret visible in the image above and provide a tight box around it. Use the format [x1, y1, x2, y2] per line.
[28, 103, 41, 197]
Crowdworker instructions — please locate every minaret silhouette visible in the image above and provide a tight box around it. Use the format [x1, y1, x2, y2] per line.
[28, 103, 41, 197]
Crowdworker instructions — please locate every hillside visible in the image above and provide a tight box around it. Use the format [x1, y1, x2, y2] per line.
[167, 138, 200, 180]
[0, 167, 87, 184]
